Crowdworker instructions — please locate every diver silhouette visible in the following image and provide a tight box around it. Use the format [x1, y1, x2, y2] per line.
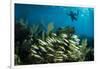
[67, 10, 79, 22]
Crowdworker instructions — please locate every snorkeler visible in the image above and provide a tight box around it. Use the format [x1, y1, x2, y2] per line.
[67, 10, 79, 22]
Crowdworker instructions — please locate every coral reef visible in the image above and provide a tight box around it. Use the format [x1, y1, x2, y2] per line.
[15, 19, 94, 65]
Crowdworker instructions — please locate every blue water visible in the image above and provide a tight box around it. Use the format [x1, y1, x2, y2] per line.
[15, 4, 94, 38]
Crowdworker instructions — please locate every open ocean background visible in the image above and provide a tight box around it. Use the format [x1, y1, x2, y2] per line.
[15, 4, 94, 47]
